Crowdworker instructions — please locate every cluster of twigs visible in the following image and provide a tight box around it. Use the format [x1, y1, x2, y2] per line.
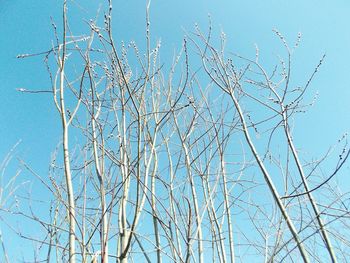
[1, 1, 349, 263]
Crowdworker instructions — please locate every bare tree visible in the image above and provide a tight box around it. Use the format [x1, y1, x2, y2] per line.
[2, 1, 350, 263]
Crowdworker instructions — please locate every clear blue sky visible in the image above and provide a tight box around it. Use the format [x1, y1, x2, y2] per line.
[1, 0, 349, 261]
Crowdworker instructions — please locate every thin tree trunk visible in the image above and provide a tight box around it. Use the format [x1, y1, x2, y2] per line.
[228, 92, 310, 263]
[59, 3, 76, 260]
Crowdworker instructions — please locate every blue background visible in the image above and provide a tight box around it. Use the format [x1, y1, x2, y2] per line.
[1, 0, 349, 261]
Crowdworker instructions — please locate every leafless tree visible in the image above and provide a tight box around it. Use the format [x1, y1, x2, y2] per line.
[2, 1, 350, 263]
